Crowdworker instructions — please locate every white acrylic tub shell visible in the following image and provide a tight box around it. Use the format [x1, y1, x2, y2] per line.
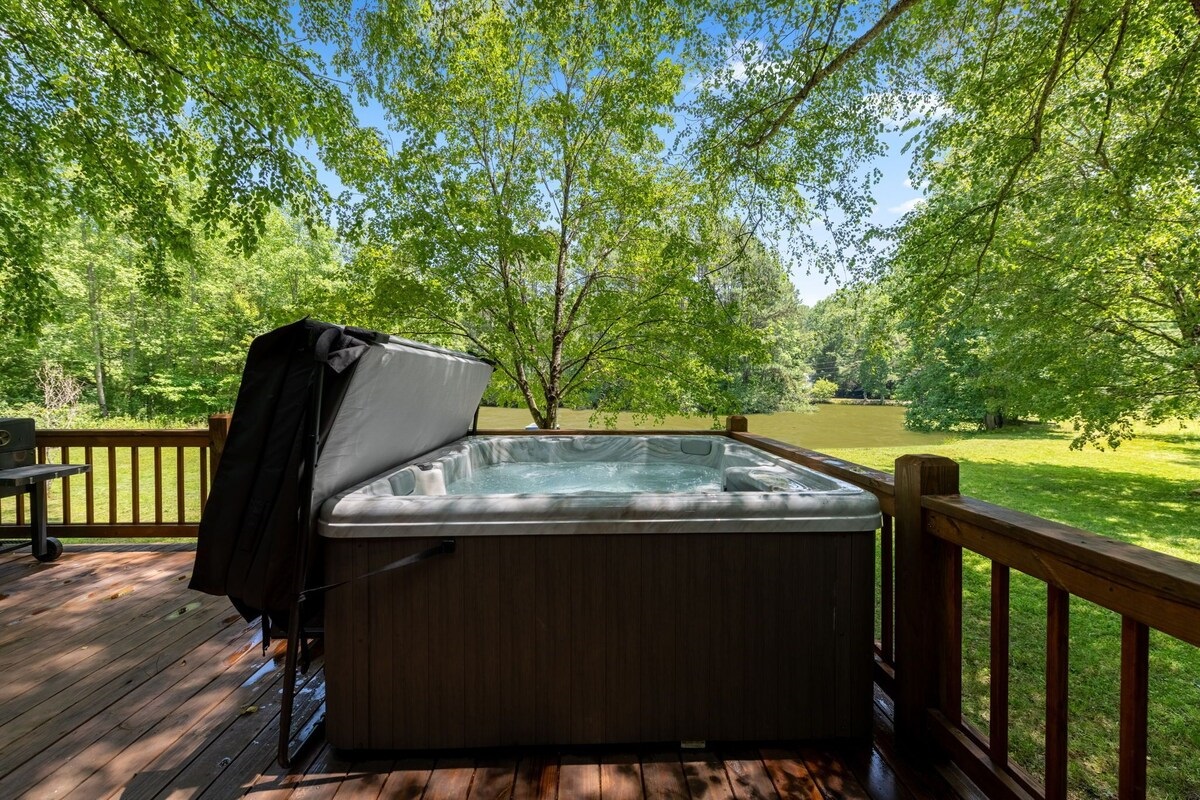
[318, 435, 881, 537]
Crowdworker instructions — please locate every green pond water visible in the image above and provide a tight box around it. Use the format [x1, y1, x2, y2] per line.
[475, 404, 951, 451]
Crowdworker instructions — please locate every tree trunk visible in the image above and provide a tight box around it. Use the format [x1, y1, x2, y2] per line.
[545, 156, 573, 430]
[85, 251, 108, 417]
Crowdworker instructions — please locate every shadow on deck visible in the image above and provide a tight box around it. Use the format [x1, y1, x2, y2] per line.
[0, 545, 980, 799]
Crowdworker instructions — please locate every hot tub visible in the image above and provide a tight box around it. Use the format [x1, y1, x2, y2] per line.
[319, 433, 879, 750]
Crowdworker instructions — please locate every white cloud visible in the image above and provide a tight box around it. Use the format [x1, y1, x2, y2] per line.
[888, 197, 925, 214]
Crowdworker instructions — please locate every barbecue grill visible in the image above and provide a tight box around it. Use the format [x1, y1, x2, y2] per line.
[0, 418, 91, 562]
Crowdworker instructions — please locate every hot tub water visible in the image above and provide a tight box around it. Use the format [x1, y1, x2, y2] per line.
[447, 461, 724, 495]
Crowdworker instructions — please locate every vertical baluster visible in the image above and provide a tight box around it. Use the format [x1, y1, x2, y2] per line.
[85, 445, 95, 524]
[1119, 616, 1149, 800]
[199, 447, 209, 507]
[990, 562, 1010, 764]
[36, 444, 47, 525]
[881, 513, 894, 664]
[176, 446, 186, 522]
[1046, 586, 1070, 800]
[130, 446, 140, 524]
[940, 540, 963, 723]
[154, 447, 163, 524]
[107, 446, 117, 524]
[61, 446, 72, 524]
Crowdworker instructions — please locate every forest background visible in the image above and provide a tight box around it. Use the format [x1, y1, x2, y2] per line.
[2, 0, 1197, 445]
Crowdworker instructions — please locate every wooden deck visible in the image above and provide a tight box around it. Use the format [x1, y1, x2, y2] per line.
[0, 545, 979, 799]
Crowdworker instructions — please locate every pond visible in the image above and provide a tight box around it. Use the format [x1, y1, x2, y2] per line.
[475, 404, 952, 451]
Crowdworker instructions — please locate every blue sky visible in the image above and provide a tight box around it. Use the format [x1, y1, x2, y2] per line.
[790, 127, 921, 305]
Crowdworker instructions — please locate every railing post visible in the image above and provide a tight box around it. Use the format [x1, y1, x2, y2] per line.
[208, 413, 232, 480]
[725, 415, 748, 433]
[894, 454, 960, 749]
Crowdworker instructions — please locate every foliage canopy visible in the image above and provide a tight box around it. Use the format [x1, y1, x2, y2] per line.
[4, 0, 1199, 441]
[888, 0, 1200, 444]
[0, 0, 378, 330]
[337, 0, 781, 427]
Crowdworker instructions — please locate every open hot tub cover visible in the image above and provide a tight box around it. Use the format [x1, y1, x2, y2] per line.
[189, 318, 493, 623]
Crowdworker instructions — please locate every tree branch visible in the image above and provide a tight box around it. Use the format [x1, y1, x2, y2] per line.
[741, 0, 921, 149]
[972, 0, 1081, 273]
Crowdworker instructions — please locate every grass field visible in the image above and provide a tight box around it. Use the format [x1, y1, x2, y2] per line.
[0, 445, 206, 545]
[823, 421, 1200, 800]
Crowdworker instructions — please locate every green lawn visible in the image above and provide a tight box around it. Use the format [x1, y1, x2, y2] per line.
[0, 446, 206, 531]
[823, 421, 1200, 800]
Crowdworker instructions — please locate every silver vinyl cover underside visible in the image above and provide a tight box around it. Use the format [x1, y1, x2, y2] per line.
[311, 337, 494, 508]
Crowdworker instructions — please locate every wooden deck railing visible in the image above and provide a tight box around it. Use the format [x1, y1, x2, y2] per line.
[0, 414, 230, 538]
[5, 413, 1198, 798]
[732, 429, 1200, 800]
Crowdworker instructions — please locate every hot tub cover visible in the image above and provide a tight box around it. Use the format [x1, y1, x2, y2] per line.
[189, 318, 492, 622]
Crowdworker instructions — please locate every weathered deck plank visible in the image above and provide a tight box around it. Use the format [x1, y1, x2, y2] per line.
[724, 750, 782, 800]
[680, 752, 736, 800]
[0, 546, 976, 800]
[599, 753, 644, 800]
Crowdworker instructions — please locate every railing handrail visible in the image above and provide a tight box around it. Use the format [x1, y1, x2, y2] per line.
[1, 414, 230, 537]
[28, 420, 1195, 637]
[733, 431, 1200, 639]
[35, 428, 210, 447]
[923, 494, 1200, 645]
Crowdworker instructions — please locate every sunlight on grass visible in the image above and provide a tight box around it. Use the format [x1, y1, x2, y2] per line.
[0, 446, 207, 527]
[820, 419, 1200, 799]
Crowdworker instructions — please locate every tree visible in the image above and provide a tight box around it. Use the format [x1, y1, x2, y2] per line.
[709, 231, 812, 413]
[803, 285, 904, 400]
[685, 0, 931, 279]
[888, 0, 1200, 445]
[0, 0, 377, 332]
[687, 0, 1197, 442]
[897, 321, 1019, 432]
[1, 207, 350, 420]
[341, 0, 766, 428]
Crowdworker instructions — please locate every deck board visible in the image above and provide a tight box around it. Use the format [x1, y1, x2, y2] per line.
[761, 749, 823, 800]
[0, 546, 977, 799]
[681, 752, 736, 800]
[599, 753, 644, 800]
[724, 750, 781, 800]
[465, 757, 518, 800]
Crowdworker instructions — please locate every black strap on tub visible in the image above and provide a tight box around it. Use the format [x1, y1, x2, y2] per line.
[297, 538, 456, 603]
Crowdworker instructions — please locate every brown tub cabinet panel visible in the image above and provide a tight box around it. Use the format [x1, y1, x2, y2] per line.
[322, 531, 874, 750]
